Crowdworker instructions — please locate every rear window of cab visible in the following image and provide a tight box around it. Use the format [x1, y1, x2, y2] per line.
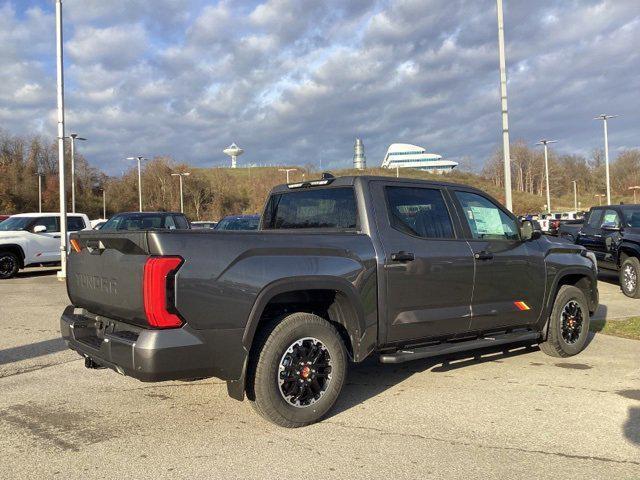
[262, 187, 358, 230]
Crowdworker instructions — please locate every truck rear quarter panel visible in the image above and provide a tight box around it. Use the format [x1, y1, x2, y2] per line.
[148, 230, 378, 358]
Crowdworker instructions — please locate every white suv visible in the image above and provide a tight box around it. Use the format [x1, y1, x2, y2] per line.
[0, 213, 91, 279]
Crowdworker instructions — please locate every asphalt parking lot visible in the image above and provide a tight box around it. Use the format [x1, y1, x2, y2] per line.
[0, 268, 638, 479]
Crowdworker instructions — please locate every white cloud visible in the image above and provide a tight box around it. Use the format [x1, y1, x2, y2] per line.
[0, 0, 638, 173]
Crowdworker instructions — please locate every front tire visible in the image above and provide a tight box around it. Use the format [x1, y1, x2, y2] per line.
[247, 312, 348, 428]
[0, 252, 19, 279]
[539, 285, 590, 358]
[620, 256, 640, 298]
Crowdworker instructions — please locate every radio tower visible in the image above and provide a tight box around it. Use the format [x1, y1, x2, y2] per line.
[353, 138, 366, 170]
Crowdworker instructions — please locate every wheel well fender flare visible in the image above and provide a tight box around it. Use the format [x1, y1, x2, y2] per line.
[618, 242, 640, 264]
[241, 276, 367, 354]
[541, 267, 597, 338]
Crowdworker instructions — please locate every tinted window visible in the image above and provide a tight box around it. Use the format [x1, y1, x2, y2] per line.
[385, 187, 454, 239]
[263, 187, 357, 230]
[587, 209, 603, 228]
[215, 216, 260, 231]
[621, 206, 640, 228]
[455, 191, 519, 241]
[0, 217, 32, 231]
[67, 216, 85, 231]
[174, 215, 189, 229]
[32, 216, 59, 233]
[101, 214, 168, 231]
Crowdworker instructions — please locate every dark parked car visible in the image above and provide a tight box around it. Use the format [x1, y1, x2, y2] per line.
[214, 214, 260, 231]
[574, 204, 640, 298]
[61, 175, 598, 427]
[99, 212, 191, 231]
[0, 215, 9, 223]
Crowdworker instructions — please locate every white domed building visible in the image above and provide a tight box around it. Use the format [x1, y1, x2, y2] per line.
[381, 143, 457, 174]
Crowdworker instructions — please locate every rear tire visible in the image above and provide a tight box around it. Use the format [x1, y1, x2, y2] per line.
[539, 285, 590, 358]
[0, 252, 19, 279]
[247, 312, 348, 428]
[619, 256, 640, 299]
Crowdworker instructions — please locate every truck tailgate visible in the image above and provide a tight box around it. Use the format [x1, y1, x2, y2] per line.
[67, 231, 151, 327]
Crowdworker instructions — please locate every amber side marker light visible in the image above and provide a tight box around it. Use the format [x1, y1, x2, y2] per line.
[514, 301, 530, 311]
[70, 238, 82, 253]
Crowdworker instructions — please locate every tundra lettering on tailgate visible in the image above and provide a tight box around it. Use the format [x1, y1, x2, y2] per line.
[75, 273, 118, 295]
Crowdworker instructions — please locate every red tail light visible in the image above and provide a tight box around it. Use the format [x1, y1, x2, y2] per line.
[143, 256, 183, 328]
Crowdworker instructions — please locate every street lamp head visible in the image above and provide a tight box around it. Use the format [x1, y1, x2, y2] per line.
[536, 139, 558, 146]
[594, 114, 619, 120]
[126, 156, 147, 161]
[68, 133, 87, 141]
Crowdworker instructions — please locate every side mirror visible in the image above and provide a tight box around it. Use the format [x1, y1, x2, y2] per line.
[521, 220, 541, 241]
[33, 225, 47, 233]
[601, 222, 621, 232]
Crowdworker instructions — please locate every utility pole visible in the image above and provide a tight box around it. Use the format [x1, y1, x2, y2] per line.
[536, 139, 557, 213]
[572, 180, 578, 211]
[171, 172, 190, 213]
[595, 114, 618, 205]
[278, 168, 297, 183]
[126, 156, 147, 211]
[102, 189, 106, 219]
[496, 0, 513, 211]
[55, 0, 68, 281]
[65, 133, 86, 213]
[35, 172, 44, 213]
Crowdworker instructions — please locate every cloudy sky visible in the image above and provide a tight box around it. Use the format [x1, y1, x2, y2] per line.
[1, 0, 639, 174]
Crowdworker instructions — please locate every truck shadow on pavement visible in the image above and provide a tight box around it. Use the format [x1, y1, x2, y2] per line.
[14, 268, 59, 278]
[330, 342, 539, 419]
[0, 338, 67, 366]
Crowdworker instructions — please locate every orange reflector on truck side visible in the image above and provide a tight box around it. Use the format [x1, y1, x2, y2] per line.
[514, 301, 530, 311]
[70, 238, 82, 253]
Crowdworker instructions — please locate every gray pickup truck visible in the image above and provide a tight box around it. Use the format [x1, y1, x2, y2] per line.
[61, 175, 599, 427]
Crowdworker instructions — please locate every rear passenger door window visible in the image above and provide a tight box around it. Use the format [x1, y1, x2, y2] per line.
[385, 186, 455, 239]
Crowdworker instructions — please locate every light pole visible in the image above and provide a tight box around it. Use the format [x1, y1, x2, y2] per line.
[278, 168, 297, 183]
[102, 188, 106, 219]
[536, 139, 557, 213]
[595, 114, 618, 205]
[496, 0, 513, 211]
[55, 0, 68, 280]
[595, 194, 605, 206]
[171, 172, 190, 213]
[629, 186, 640, 204]
[65, 133, 86, 213]
[126, 156, 147, 212]
[572, 180, 578, 211]
[35, 172, 44, 213]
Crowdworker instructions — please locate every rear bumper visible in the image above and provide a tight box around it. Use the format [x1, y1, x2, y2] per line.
[60, 305, 219, 382]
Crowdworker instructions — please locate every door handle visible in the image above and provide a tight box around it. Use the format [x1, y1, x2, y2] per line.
[53, 235, 61, 239]
[474, 251, 494, 261]
[391, 251, 415, 262]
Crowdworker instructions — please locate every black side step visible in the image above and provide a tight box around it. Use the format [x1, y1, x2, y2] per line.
[379, 331, 541, 364]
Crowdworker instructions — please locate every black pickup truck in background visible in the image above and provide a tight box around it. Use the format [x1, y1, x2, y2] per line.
[570, 205, 640, 298]
[60, 175, 599, 427]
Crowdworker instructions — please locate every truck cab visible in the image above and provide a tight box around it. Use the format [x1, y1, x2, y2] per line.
[577, 204, 640, 297]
